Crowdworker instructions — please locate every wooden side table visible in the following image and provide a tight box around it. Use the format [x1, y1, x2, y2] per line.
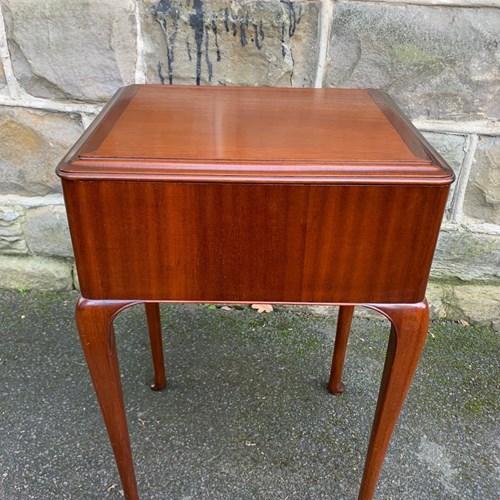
[57, 85, 454, 499]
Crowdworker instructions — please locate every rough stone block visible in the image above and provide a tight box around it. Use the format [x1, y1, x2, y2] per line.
[141, 0, 321, 87]
[25, 205, 73, 258]
[426, 281, 499, 330]
[463, 136, 500, 225]
[422, 132, 465, 176]
[1, 0, 137, 101]
[325, 2, 500, 121]
[0, 59, 6, 91]
[425, 281, 448, 320]
[0, 106, 83, 195]
[72, 263, 80, 291]
[451, 284, 500, 331]
[0, 205, 27, 254]
[422, 132, 466, 210]
[0, 255, 73, 291]
[431, 228, 500, 282]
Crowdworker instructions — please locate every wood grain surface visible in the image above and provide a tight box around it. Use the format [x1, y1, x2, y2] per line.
[63, 181, 448, 302]
[57, 85, 454, 185]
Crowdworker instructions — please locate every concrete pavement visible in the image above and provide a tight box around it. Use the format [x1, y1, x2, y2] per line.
[0, 290, 498, 499]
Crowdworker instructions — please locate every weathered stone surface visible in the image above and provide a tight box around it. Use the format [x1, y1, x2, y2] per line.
[425, 281, 449, 320]
[422, 132, 466, 210]
[325, 3, 500, 121]
[431, 228, 500, 282]
[422, 132, 465, 175]
[453, 284, 500, 330]
[419, 281, 499, 329]
[451, 284, 500, 331]
[0, 59, 6, 91]
[0, 205, 27, 254]
[2, 0, 137, 101]
[463, 136, 500, 225]
[141, 0, 321, 87]
[0, 106, 83, 195]
[25, 205, 73, 258]
[0, 255, 73, 291]
[72, 263, 80, 291]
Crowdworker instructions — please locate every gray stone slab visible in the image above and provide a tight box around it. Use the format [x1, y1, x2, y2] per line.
[426, 281, 500, 331]
[464, 135, 500, 225]
[431, 228, 500, 282]
[0, 106, 82, 195]
[452, 283, 500, 331]
[0, 255, 72, 290]
[324, 2, 500, 121]
[0, 204, 27, 254]
[141, 0, 321, 87]
[0, 291, 497, 498]
[1, 0, 137, 101]
[422, 132, 466, 211]
[0, 59, 7, 91]
[24, 205, 73, 258]
[422, 132, 465, 175]
[72, 262, 80, 291]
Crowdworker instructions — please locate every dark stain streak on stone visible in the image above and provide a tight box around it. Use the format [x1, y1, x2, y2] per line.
[240, 16, 249, 47]
[212, 18, 221, 61]
[253, 24, 261, 50]
[186, 38, 192, 61]
[156, 1, 179, 85]
[281, 0, 297, 37]
[157, 62, 165, 84]
[168, 18, 178, 84]
[232, 21, 237, 37]
[240, 22, 247, 47]
[297, 4, 303, 24]
[161, 17, 177, 84]
[281, 23, 286, 57]
[204, 26, 213, 82]
[224, 8, 229, 32]
[259, 20, 265, 41]
[189, 0, 204, 85]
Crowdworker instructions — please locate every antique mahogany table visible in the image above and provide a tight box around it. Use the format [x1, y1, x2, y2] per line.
[57, 85, 454, 499]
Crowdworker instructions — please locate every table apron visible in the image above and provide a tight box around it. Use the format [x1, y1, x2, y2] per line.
[63, 181, 449, 303]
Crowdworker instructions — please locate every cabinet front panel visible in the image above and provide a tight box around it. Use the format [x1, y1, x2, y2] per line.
[63, 181, 448, 303]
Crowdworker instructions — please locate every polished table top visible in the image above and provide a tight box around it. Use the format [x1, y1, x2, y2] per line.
[58, 85, 453, 184]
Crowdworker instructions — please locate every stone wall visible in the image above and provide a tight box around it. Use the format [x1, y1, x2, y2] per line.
[0, 0, 498, 328]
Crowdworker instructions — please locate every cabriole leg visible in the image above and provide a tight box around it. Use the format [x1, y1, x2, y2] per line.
[145, 302, 167, 391]
[76, 297, 139, 500]
[328, 305, 355, 394]
[358, 301, 429, 500]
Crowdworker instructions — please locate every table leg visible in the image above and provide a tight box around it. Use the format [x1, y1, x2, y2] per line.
[358, 301, 429, 500]
[328, 305, 355, 394]
[145, 303, 167, 391]
[76, 298, 140, 500]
